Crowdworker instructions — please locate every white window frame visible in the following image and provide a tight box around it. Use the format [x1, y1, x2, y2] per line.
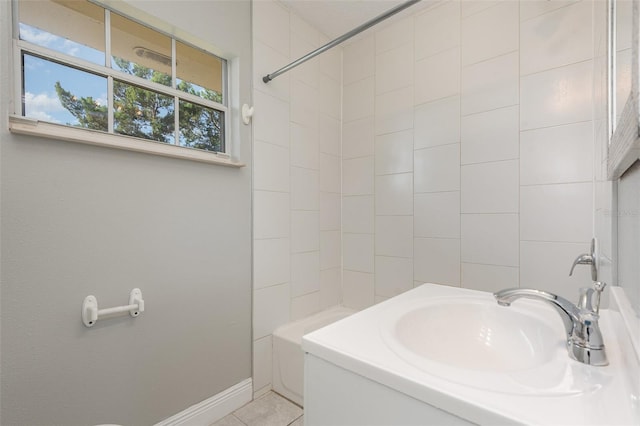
[8, 0, 244, 167]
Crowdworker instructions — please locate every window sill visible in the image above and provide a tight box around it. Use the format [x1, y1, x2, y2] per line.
[8, 116, 245, 168]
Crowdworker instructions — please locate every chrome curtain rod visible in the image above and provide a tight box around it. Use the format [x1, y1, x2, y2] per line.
[262, 0, 422, 83]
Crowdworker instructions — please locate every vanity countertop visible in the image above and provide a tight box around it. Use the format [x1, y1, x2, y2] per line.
[302, 284, 640, 425]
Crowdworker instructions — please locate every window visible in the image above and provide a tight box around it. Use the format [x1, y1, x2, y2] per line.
[14, 0, 228, 155]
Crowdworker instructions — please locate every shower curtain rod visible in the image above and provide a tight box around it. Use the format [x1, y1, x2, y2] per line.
[262, 0, 422, 83]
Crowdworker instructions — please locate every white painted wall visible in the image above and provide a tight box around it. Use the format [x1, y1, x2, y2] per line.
[341, 0, 600, 308]
[251, 0, 343, 398]
[0, 1, 252, 424]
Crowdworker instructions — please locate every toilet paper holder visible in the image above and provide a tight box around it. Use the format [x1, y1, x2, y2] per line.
[82, 288, 145, 327]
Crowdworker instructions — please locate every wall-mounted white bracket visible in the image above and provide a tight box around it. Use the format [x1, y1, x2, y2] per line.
[82, 288, 145, 327]
[241, 104, 254, 125]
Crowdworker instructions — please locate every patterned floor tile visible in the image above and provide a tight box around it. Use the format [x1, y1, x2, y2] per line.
[233, 391, 303, 426]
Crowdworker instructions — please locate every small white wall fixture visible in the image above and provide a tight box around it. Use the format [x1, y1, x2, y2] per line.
[82, 288, 145, 327]
[241, 104, 254, 125]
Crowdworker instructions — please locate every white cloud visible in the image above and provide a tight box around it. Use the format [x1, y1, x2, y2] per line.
[19, 24, 59, 47]
[20, 24, 85, 58]
[24, 92, 65, 112]
[24, 92, 65, 124]
[26, 110, 61, 124]
[62, 39, 80, 57]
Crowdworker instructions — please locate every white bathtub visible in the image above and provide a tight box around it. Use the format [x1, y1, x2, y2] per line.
[272, 306, 355, 406]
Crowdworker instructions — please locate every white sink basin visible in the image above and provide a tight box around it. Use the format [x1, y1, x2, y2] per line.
[380, 294, 604, 395]
[394, 298, 556, 372]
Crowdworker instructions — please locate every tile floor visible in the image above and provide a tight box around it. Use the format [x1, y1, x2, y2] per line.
[211, 391, 303, 426]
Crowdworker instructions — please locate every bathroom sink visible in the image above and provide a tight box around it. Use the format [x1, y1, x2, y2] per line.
[393, 298, 556, 372]
[380, 294, 603, 395]
[304, 284, 636, 425]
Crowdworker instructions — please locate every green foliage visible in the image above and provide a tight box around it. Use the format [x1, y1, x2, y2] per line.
[113, 78, 175, 143]
[179, 101, 223, 152]
[55, 82, 108, 131]
[55, 58, 224, 152]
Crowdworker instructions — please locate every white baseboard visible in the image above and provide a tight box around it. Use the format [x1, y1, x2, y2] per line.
[155, 378, 252, 426]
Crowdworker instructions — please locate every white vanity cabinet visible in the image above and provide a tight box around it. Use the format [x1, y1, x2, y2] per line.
[304, 354, 475, 426]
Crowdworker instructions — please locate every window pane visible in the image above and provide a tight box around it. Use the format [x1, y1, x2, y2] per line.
[111, 13, 172, 86]
[179, 100, 224, 152]
[19, 0, 105, 65]
[176, 41, 224, 102]
[23, 54, 107, 130]
[114, 81, 175, 143]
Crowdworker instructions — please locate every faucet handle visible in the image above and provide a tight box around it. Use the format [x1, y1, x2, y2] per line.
[593, 281, 607, 314]
[577, 283, 607, 314]
[577, 287, 594, 311]
[569, 238, 598, 281]
[569, 253, 593, 275]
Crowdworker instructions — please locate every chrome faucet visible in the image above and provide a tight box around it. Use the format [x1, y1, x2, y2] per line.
[494, 287, 608, 366]
[569, 238, 598, 281]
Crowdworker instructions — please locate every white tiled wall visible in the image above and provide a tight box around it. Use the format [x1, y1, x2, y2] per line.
[251, 0, 616, 399]
[518, 0, 596, 297]
[252, 0, 342, 398]
[592, 0, 611, 289]
[342, 35, 376, 309]
[341, 0, 598, 309]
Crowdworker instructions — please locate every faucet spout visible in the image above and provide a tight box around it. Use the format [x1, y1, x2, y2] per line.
[494, 288, 580, 339]
[493, 288, 608, 366]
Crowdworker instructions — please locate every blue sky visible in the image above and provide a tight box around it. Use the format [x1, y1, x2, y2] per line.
[24, 55, 107, 125]
[21, 23, 106, 125]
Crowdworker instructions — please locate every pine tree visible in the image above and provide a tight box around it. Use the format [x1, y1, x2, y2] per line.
[54, 82, 108, 131]
[55, 58, 223, 152]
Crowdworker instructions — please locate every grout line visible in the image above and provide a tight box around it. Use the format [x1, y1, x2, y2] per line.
[459, 212, 519, 216]
[287, 7, 294, 323]
[232, 414, 248, 426]
[462, 261, 520, 269]
[372, 30, 378, 304]
[460, 103, 519, 120]
[374, 170, 417, 177]
[520, 239, 594, 244]
[254, 281, 290, 292]
[413, 142, 460, 153]
[413, 189, 461, 195]
[414, 93, 460, 110]
[460, 0, 502, 20]
[254, 188, 291, 195]
[520, 180, 595, 188]
[462, 48, 519, 69]
[519, 0, 582, 24]
[458, 0, 463, 289]
[287, 413, 304, 426]
[517, 0, 522, 289]
[254, 138, 291, 150]
[460, 157, 520, 167]
[414, 44, 460, 65]
[519, 57, 594, 79]
[519, 119, 594, 133]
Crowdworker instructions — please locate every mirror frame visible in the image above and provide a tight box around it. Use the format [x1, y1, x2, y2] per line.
[608, 0, 640, 179]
